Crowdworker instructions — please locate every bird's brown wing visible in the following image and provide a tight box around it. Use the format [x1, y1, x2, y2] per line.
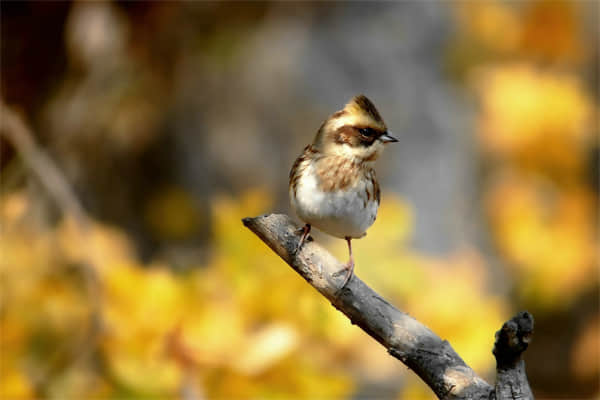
[289, 145, 318, 191]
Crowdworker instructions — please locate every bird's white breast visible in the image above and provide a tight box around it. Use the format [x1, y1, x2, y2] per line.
[290, 162, 378, 239]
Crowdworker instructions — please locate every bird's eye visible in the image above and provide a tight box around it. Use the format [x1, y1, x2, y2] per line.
[359, 128, 373, 137]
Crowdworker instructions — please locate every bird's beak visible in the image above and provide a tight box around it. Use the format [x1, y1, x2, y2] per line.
[380, 131, 398, 143]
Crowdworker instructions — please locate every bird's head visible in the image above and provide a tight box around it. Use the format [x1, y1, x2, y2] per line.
[313, 95, 398, 162]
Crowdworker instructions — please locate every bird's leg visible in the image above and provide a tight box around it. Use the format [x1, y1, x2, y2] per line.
[342, 237, 355, 287]
[295, 224, 311, 253]
[334, 237, 355, 288]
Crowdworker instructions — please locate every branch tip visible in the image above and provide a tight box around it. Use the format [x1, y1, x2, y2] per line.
[493, 311, 534, 369]
[241, 217, 253, 227]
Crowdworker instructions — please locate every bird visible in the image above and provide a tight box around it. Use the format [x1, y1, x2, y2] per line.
[289, 94, 398, 288]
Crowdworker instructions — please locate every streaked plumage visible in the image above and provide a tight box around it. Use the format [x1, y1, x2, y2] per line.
[289, 95, 397, 287]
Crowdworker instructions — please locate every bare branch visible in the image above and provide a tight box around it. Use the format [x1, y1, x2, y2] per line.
[0, 101, 89, 228]
[0, 101, 102, 387]
[243, 213, 535, 400]
[493, 311, 535, 399]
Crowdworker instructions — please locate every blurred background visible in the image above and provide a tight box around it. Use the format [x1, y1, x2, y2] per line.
[1, 1, 598, 399]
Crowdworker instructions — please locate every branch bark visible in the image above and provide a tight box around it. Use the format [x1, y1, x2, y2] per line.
[242, 213, 534, 400]
[493, 311, 535, 399]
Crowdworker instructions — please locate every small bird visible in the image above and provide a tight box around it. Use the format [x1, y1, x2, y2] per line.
[289, 95, 398, 288]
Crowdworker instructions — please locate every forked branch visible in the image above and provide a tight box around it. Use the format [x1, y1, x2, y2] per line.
[242, 213, 534, 400]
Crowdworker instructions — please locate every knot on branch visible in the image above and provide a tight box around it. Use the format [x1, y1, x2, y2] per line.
[493, 311, 534, 369]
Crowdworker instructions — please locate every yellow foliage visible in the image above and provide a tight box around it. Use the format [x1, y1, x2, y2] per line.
[233, 323, 299, 375]
[5, 180, 593, 397]
[0, 190, 29, 223]
[454, 1, 520, 53]
[0, 368, 34, 400]
[519, 0, 584, 63]
[0, 186, 514, 398]
[458, 3, 598, 394]
[408, 252, 507, 373]
[94, 188, 359, 397]
[454, 0, 585, 64]
[570, 315, 600, 381]
[397, 374, 436, 400]
[486, 174, 597, 308]
[474, 64, 593, 173]
[57, 216, 136, 271]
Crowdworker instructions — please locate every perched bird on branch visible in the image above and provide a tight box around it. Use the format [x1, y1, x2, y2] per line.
[289, 95, 398, 287]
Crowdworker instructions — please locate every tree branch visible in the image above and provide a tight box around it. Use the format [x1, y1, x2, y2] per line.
[493, 311, 535, 399]
[243, 213, 534, 400]
[0, 101, 102, 388]
[0, 101, 89, 227]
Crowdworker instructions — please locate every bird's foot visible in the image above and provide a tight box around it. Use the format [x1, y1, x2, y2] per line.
[333, 259, 354, 289]
[294, 224, 312, 254]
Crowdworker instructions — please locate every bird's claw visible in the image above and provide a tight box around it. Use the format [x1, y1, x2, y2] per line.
[294, 224, 312, 254]
[294, 242, 303, 255]
[333, 260, 354, 289]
